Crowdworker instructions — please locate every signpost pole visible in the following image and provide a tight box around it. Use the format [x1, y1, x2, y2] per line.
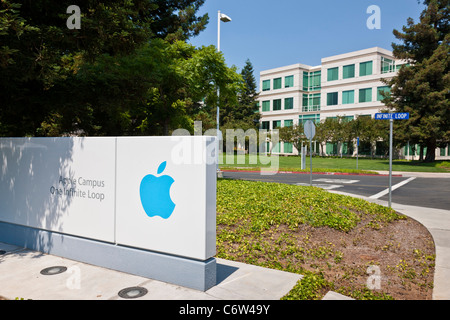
[375, 112, 409, 209]
[309, 138, 312, 186]
[389, 118, 393, 208]
[304, 120, 316, 187]
[356, 137, 359, 170]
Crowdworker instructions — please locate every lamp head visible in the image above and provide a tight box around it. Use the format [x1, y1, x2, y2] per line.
[220, 13, 232, 22]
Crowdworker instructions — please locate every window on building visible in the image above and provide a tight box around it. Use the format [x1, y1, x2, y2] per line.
[359, 88, 372, 103]
[342, 115, 354, 122]
[261, 121, 270, 130]
[327, 67, 339, 81]
[273, 99, 282, 110]
[272, 142, 281, 153]
[377, 86, 391, 101]
[342, 90, 354, 104]
[284, 119, 293, 127]
[343, 64, 355, 79]
[285, 75, 294, 88]
[302, 93, 321, 112]
[359, 61, 373, 76]
[381, 57, 395, 73]
[299, 114, 320, 125]
[262, 100, 270, 111]
[284, 97, 294, 110]
[272, 120, 281, 129]
[395, 63, 410, 71]
[303, 71, 321, 91]
[327, 92, 338, 106]
[273, 78, 282, 90]
[284, 142, 293, 153]
[262, 80, 270, 91]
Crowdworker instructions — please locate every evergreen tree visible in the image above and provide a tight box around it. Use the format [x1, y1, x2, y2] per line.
[239, 59, 259, 119]
[223, 59, 260, 127]
[383, 0, 449, 162]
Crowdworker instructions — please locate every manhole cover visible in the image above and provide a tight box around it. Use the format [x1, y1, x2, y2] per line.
[118, 287, 148, 299]
[40, 266, 68, 275]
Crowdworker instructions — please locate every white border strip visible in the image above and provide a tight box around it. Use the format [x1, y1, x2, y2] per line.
[369, 177, 416, 199]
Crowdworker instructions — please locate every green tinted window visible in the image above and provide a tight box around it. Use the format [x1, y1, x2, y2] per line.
[359, 88, 372, 102]
[327, 92, 338, 106]
[327, 67, 339, 81]
[262, 80, 270, 91]
[343, 64, 355, 79]
[284, 119, 293, 127]
[284, 142, 293, 153]
[284, 97, 294, 110]
[273, 78, 282, 90]
[360, 61, 373, 76]
[272, 120, 281, 129]
[299, 114, 320, 125]
[262, 100, 270, 111]
[342, 90, 354, 104]
[377, 86, 390, 101]
[285, 75, 294, 88]
[381, 57, 395, 73]
[273, 99, 281, 110]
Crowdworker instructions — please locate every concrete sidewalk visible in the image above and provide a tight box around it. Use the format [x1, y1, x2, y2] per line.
[374, 170, 450, 178]
[0, 243, 302, 300]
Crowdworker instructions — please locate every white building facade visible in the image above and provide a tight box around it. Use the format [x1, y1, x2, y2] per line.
[257, 47, 449, 159]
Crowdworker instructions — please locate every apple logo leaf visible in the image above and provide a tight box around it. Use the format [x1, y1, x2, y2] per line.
[140, 161, 175, 219]
[157, 161, 167, 175]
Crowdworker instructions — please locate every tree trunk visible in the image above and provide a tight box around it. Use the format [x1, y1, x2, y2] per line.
[424, 140, 436, 162]
[163, 118, 170, 136]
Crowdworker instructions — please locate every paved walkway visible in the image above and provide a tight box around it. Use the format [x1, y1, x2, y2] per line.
[0, 243, 302, 300]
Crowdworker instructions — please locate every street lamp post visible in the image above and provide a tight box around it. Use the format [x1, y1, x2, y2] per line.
[216, 10, 231, 176]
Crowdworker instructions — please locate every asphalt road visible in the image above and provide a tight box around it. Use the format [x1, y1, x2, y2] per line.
[221, 171, 450, 211]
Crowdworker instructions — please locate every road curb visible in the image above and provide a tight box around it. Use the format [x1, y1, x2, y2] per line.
[221, 169, 403, 177]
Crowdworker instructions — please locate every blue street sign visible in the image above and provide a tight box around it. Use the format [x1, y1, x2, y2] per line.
[375, 112, 410, 120]
[357, 137, 360, 146]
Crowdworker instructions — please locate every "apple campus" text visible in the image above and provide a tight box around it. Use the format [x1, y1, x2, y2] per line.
[49, 175, 106, 202]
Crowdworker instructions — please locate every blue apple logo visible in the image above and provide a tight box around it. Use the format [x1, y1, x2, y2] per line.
[139, 161, 176, 219]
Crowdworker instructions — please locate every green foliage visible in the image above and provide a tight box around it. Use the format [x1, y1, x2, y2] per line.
[384, 0, 450, 162]
[0, 0, 225, 137]
[217, 179, 403, 234]
[282, 272, 331, 300]
[216, 179, 406, 300]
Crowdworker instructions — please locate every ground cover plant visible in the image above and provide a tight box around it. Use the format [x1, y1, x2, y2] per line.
[216, 179, 436, 300]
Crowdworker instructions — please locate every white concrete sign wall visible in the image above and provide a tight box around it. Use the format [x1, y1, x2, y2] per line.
[115, 136, 216, 260]
[0, 137, 116, 242]
[0, 136, 216, 261]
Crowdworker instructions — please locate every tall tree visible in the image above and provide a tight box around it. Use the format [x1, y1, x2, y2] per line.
[0, 0, 210, 137]
[237, 59, 260, 122]
[383, 0, 449, 162]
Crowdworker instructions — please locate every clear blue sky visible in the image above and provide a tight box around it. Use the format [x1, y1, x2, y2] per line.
[188, 0, 426, 88]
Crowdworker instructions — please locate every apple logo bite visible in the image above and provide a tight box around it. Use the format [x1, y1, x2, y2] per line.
[139, 161, 176, 219]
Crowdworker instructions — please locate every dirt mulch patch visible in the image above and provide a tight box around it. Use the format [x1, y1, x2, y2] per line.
[218, 213, 436, 300]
